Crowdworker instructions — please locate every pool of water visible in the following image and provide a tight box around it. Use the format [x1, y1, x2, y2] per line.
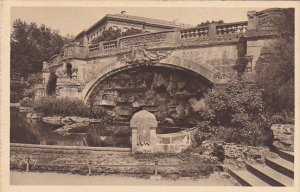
[10, 107, 131, 147]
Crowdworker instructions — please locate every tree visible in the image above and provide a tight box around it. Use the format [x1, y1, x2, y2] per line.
[254, 9, 294, 113]
[11, 19, 68, 77]
[92, 27, 122, 44]
[10, 19, 71, 102]
[197, 20, 224, 27]
[92, 27, 143, 44]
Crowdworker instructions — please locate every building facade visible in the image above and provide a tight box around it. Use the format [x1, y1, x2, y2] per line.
[74, 11, 192, 46]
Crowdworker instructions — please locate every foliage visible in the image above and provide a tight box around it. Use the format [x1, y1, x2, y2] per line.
[10, 81, 26, 103]
[10, 19, 73, 102]
[197, 20, 224, 27]
[11, 19, 73, 77]
[254, 8, 294, 113]
[269, 111, 294, 124]
[10, 73, 43, 102]
[121, 28, 145, 37]
[91, 27, 144, 44]
[192, 78, 272, 146]
[20, 97, 35, 107]
[33, 97, 95, 118]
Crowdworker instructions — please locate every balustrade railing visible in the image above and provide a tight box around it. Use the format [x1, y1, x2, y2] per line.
[180, 26, 209, 39]
[66, 21, 249, 56]
[103, 41, 117, 50]
[88, 44, 100, 52]
[216, 21, 248, 36]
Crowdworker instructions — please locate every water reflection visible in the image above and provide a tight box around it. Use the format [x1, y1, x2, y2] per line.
[10, 107, 131, 147]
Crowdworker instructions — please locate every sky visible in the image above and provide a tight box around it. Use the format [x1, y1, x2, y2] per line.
[11, 7, 266, 37]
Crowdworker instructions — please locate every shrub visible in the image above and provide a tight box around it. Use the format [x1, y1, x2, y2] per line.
[192, 78, 272, 146]
[33, 97, 96, 118]
[10, 81, 26, 103]
[20, 97, 34, 107]
[269, 111, 294, 124]
[92, 27, 144, 44]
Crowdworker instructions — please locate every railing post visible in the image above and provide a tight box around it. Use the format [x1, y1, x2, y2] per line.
[88, 160, 92, 176]
[25, 157, 30, 172]
[131, 127, 138, 153]
[154, 159, 159, 175]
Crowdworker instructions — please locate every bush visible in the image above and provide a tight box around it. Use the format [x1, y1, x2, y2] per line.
[20, 97, 35, 107]
[33, 97, 96, 118]
[10, 81, 26, 103]
[269, 111, 294, 124]
[92, 27, 144, 44]
[192, 78, 272, 146]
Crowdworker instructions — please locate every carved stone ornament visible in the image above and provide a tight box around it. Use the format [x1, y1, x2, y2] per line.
[121, 33, 167, 47]
[118, 45, 172, 65]
[258, 12, 285, 28]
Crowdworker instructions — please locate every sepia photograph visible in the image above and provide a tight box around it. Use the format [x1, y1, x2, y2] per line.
[1, 1, 299, 191]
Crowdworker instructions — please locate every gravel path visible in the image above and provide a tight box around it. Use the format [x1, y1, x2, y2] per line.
[10, 171, 239, 186]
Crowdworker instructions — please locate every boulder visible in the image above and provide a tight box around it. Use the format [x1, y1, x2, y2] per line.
[89, 119, 102, 123]
[19, 107, 33, 113]
[271, 124, 294, 151]
[42, 116, 63, 125]
[26, 112, 41, 119]
[61, 116, 90, 124]
[223, 143, 272, 168]
[201, 140, 214, 155]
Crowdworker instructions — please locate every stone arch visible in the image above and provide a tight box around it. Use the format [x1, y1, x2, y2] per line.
[130, 110, 158, 129]
[82, 58, 216, 103]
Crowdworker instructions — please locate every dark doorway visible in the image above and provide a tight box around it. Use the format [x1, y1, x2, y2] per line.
[47, 73, 58, 96]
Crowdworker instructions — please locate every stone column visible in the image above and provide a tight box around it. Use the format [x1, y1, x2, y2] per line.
[150, 127, 157, 152]
[42, 61, 50, 84]
[208, 23, 217, 37]
[83, 33, 88, 47]
[131, 127, 138, 153]
[247, 11, 258, 32]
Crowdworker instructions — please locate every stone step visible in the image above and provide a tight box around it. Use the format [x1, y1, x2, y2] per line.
[227, 168, 269, 186]
[277, 150, 294, 163]
[246, 163, 294, 186]
[265, 157, 294, 179]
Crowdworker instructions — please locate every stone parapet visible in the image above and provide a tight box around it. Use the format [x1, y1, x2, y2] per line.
[63, 20, 250, 61]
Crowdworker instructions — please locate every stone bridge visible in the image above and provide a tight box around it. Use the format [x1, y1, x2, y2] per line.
[35, 8, 289, 125]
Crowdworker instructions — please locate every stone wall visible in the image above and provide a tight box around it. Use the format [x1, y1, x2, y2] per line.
[271, 124, 294, 152]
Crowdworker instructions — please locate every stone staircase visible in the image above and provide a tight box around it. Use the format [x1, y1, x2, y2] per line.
[227, 150, 294, 186]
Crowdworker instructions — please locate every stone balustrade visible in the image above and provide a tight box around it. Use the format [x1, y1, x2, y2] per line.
[216, 21, 248, 36]
[180, 26, 209, 39]
[103, 40, 117, 50]
[62, 21, 250, 60]
[60, 8, 289, 61]
[88, 44, 100, 52]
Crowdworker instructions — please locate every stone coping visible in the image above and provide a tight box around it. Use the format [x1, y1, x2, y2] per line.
[11, 143, 131, 152]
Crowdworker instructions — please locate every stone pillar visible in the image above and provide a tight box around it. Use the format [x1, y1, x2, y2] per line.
[34, 84, 47, 100]
[83, 33, 88, 47]
[247, 11, 258, 32]
[150, 127, 157, 150]
[131, 127, 138, 153]
[208, 23, 217, 37]
[42, 61, 51, 85]
[34, 61, 51, 99]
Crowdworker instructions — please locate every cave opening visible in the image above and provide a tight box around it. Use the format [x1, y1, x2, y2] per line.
[46, 73, 58, 96]
[89, 66, 213, 133]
